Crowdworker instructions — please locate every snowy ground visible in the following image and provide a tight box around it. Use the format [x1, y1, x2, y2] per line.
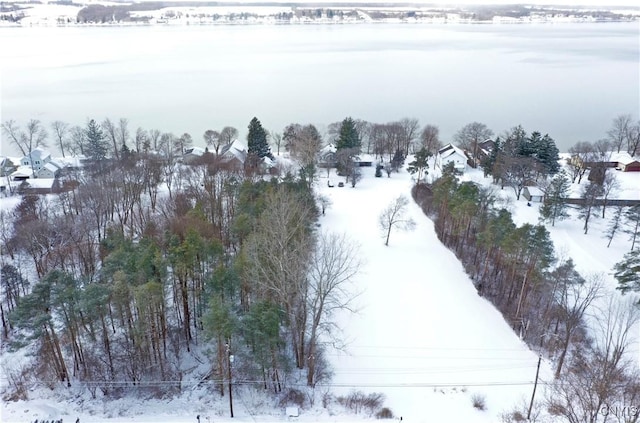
[318, 165, 548, 422]
[2, 158, 639, 422]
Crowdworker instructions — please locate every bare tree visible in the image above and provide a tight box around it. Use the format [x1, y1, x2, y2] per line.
[135, 127, 148, 153]
[173, 133, 193, 155]
[369, 123, 390, 160]
[326, 121, 342, 144]
[548, 297, 640, 423]
[607, 114, 632, 153]
[51, 121, 69, 157]
[219, 126, 238, 145]
[203, 129, 221, 154]
[567, 141, 595, 184]
[453, 122, 493, 164]
[600, 171, 620, 218]
[317, 194, 332, 216]
[148, 129, 161, 151]
[244, 187, 316, 369]
[101, 118, 119, 160]
[592, 139, 613, 164]
[379, 195, 416, 246]
[501, 155, 540, 200]
[398, 117, 420, 156]
[1, 119, 48, 157]
[117, 118, 130, 151]
[420, 124, 442, 155]
[68, 125, 86, 156]
[627, 120, 640, 156]
[306, 232, 361, 386]
[354, 119, 371, 154]
[271, 131, 283, 156]
[553, 271, 603, 378]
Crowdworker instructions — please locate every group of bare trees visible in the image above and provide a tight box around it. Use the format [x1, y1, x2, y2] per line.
[322, 117, 440, 160]
[608, 114, 640, 157]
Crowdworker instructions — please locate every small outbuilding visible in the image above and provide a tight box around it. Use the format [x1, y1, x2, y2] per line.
[523, 186, 544, 203]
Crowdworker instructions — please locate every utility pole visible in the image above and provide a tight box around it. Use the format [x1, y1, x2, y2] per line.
[527, 355, 542, 421]
[226, 342, 234, 418]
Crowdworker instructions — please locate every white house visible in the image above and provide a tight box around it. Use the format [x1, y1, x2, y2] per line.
[20, 147, 52, 171]
[435, 143, 467, 173]
[36, 162, 63, 179]
[220, 139, 247, 167]
[16, 148, 66, 179]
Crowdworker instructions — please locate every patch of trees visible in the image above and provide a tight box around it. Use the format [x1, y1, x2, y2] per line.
[1, 122, 361, 407]
[76, 2, 175, 23]
[481, 125, 560, 200]
[413, 169, 640, 422]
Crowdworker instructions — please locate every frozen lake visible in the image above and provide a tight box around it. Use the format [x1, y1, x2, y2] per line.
[1, 22, 638, 154]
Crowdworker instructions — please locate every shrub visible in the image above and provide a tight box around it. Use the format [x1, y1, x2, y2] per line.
[337, 390, 386, 416]
[375, 407, 394, 419]
[278, 388, 305, 408]
[471, 393, 487, 411]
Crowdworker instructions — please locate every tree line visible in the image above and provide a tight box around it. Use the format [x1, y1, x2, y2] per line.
[413, 131, 640, 422]
[0, 115, 370, 410]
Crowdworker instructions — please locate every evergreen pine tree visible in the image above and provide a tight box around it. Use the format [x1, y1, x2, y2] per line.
[391, 149, 404, 171]
[481, 137, 501, 177]
[509, 125, 529, 157]
[336, 117, 360, 151]
[247, 117, 271, 159]
[537, 134, 561, 175]
[120, 142, 132, 162]
[85, 119, 108, 162]
[407, 147, 431, 182]
[624, 205, 640, 250]
[614, 248, 640, 296]
[539, 171, 571, 226]
[605, 205, 624, 248]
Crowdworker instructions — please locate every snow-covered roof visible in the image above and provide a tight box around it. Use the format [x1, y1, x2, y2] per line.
[22, 147, 51, 163]
[23, 178, 55, 189]
[10, 166, 34, 178]
[220, 139, 247, 162]
[610, 151, 638, 165]
[184, 146, 206, 156]
[320, 143, 337, 154]
[42, 162, 61, 172]
[56, 156, 83, 168]
[525, 186, 545, 196]
[438, 143, 466, 159]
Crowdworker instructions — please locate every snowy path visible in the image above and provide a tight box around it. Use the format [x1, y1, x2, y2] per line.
[319, 167, 546, 421]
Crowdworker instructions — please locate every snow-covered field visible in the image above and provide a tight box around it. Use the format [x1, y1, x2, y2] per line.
[317, 167, 547, 422]
[1, 158, 638, 422]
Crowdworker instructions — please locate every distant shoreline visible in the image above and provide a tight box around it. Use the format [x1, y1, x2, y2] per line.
[1, 1, 638, 27]
[1, 17, 638, 28]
